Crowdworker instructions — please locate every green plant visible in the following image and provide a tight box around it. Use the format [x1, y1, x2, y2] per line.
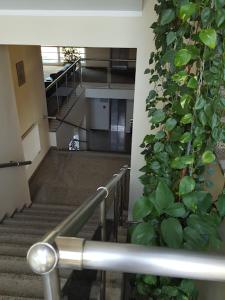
[131, 0, 225, 299]
[62, 47, 80, 63]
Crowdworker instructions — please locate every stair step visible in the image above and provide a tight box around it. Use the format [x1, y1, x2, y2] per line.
[0, 225, 48, 236]
[0, 273, 66, 298]
[21, 208, 71, 217]
[0, 255, 71, 279]
[31, 203, 76, 212]
[0, 296, 42, 300]
[14, 214, 65, 222]
[0, 243, 29, 257]
[3, 218, 59, 228]
[0, 233, 38, 246]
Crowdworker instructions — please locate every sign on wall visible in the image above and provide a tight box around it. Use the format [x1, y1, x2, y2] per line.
[16, 60, 26, 87]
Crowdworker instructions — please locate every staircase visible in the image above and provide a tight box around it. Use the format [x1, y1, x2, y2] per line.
[0, 202, 99, 299]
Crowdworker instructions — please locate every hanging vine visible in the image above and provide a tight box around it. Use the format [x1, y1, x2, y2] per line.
[131, 0, 225, 299]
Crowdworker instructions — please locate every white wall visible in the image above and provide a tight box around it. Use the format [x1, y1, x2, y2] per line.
[0, 46, 31, 220]
[0, 0, 156, 216]
[8, 45, 50, 179]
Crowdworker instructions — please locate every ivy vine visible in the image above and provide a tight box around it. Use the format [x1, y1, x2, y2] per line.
[131, 0, 225, 299]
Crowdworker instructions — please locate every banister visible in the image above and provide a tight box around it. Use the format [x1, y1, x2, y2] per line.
[34, 166, 128, 244]
[27, 165, 129, 300]
[0, 160, 32, 169]
[54, 238, 225, 282]
[45, 58, 81, 92]
[53, 117, 90, 132]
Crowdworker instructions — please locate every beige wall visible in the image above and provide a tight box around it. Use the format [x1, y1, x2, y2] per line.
[0, 46, 31, 220]
[8, 45, 50, 178]
[0, 0, 156, 213]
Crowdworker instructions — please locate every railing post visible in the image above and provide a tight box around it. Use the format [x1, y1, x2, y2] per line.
[56, 82, 60, 112]
[113, 182, 118, 242]
[80, 61, 83, 87]
[27, 242, 61, 300]
[42, 269, 61, 300]
[97, 186, 108, 300]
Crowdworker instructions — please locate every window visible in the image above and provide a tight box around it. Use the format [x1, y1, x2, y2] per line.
[41, 46, 86, 65]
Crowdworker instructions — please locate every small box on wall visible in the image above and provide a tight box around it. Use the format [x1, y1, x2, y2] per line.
[16, 60, 26, 87]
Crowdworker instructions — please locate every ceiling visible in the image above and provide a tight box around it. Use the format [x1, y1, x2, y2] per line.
[0, 0, 143, 16]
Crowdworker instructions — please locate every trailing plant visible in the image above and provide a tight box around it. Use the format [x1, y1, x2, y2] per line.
[131, 0, 225, 299]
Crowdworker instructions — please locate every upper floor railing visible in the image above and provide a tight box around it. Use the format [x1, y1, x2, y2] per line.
[0, 160, 32, 169]
[44, 57, 136, 116]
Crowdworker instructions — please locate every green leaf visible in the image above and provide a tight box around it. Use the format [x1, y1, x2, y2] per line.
[166, 31, 176, 46]
[133, 196, 153, 221]
[172, 70, 188, 84]
[162, 286, 178, 297]
[199, 29, 217, 49]
[195, 96, 206, 110]
[148, 90, 157, 100]
[154, 142, 164, 153]
[131, 222, 155, 246]
[183, 226, 207, 250]
[171, 155, 194, 169]
[179, 3, 197, 21]
[187, 77, 198, 89]
[179, 132, 192, 143]
[216, 9, 225, 27]
[165, 203, 186, 218]
[144, 68, 150, 74]
[153, 181, 175, 214]
[183, 191, 212, 212]
[174, 49, 192, 67]
[199, 111, 207, 126]
[161, 218, 183, 248]
[151, 110, 165, 124]
[211, 113, 219, 129]
[201, 8, 212, 26]
[179, 176, 195, 195]
[180, 113, 193, 124]
[155, 130, 166, 140]
[165, 118, 177, 131]
[179, 279, 197, 296]
[143, 275, 157, 286]
[160, 9, 176, 26]
[202, 150, 216, 164]
[216, 194, 225, 217]
[215, 0, 225, 8]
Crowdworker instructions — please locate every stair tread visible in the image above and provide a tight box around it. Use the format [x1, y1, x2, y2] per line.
[0, 296, 42, 300]
[31, 203, 76, 211]
[0, 273, 66, 298]
[0, 255, 71, 279]
[0, 243, 29, 257]
[0, 226, 47, 236]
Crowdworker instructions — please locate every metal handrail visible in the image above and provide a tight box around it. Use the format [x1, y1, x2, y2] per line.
[0, 160, 32, 169]
[30, 166, 127, 245]
[45, 58, 81, 92]
[27, 165, 128, 300]
[47, 116, 90, 132]
[45, 57, 136, 92]
[55, 238, 225, 282]
[81, 58, 136, 63]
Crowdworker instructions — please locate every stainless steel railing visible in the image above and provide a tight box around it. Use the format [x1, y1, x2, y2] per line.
[27, 165, 129, 300]
[27, 164, 225, 299]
